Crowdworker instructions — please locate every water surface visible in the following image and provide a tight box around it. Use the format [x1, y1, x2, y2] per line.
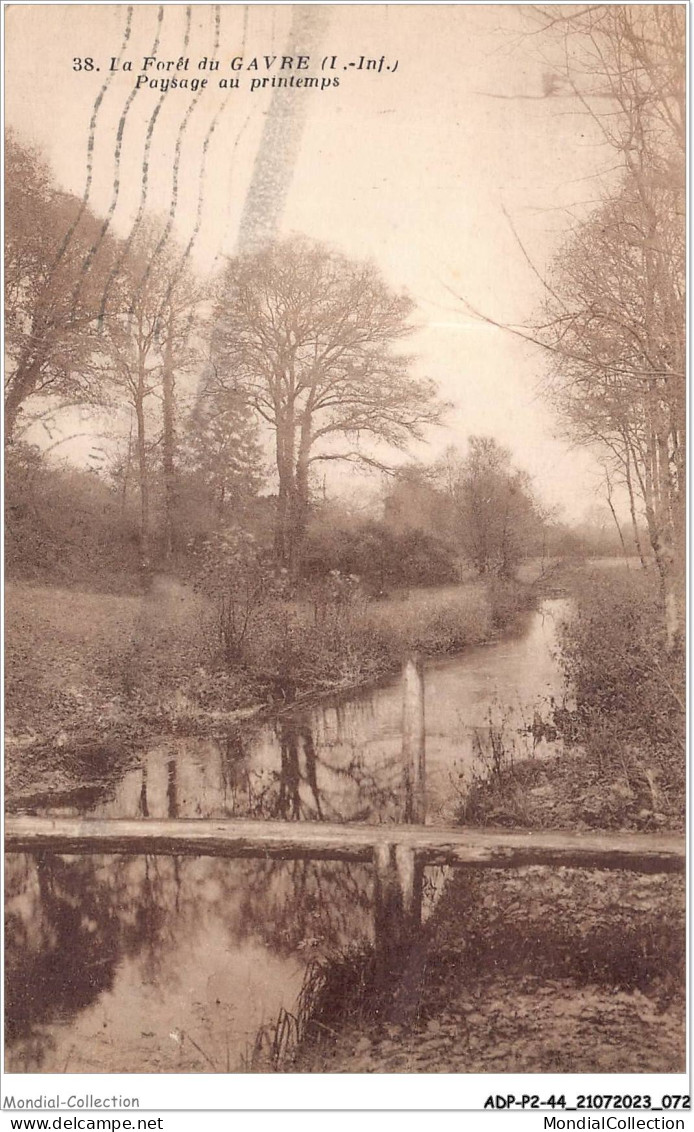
[6, 597, 569, 1072]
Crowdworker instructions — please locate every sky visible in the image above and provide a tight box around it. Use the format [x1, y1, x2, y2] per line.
[5, 3, 621, 521]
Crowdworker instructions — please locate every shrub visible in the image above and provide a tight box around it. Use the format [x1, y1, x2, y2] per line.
[187, 527, 289, 663]
[557, 568, 685, 822]
[486, 577, 536, 628]
[5, 444, 141, 591]
[302, 519, 459, 593]
[235, 582, 494, 700]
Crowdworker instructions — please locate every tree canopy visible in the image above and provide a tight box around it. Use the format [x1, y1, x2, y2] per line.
[210, 237, 445, 572]
[4, 132, 119, 442]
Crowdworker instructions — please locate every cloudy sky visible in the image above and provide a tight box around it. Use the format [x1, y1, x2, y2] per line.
[6, 3, 617, 520]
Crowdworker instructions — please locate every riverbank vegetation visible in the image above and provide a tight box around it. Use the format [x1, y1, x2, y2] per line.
[6, 124, 571, 769]
[276, 557, 685, 1074]
[5, 120, 639, 767]
[5, 572, 538, 799]
[5, 117, 651, 776]
[454, 2, 686, 839]
[461, 564, 685, 833]
[6, 151, 563, 766]
[272, 866, 684, 1074]
[261, 556, 686, 1073]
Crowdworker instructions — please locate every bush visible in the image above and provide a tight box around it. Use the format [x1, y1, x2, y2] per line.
[232, 582, 494, 700]
[557, 568, 685, 823]
[302, 519, 459, 592]
[187, 527, 289, 663]
[486, 577, 537, 627]
[5, 444, 141, 591]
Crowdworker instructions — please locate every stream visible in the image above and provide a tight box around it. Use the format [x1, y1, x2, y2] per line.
[5, 597, 570, 1073]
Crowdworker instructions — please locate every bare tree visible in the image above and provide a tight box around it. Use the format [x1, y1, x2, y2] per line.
[101, 228, 206, 569]
[4, 132, 118, 443]
[541, 175, 683, 607]
[443, 438, 543, 578]
[211, 237, 444, 575]
[527, 6, 684, 155]
[452, 8, 685, 645]
[528, 6, 685, 646]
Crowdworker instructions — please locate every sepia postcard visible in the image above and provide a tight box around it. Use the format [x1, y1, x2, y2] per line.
[3, 0, 687, 1114]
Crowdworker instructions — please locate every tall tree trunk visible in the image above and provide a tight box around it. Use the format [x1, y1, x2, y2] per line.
[274, 413, 295, 570]
[4, 357, 43, 443]
[632, 419, 681, 648]
[4, 382, 25, 444]
[622, 440, 648, 570]
[290, 418, 313, 579]
[603, 468, 630, 568]
[121, 414, 134, 519]
[653, 416, 683, 651]
[161, 316, 177, 562]
[134, 368, 150, 574]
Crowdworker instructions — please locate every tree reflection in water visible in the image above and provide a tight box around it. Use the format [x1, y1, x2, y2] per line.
[6, 603, 568, 1070]
[272, 714, 394, 823]
[5, 845, 373, 1072]
[231, 708, 405, 823]
[6, 686, 406, 1071]
[76, 693, 407, 825]
[5, 850, 175, 1069]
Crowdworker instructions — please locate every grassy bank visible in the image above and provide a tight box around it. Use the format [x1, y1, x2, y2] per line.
[5, 574, 536, 798]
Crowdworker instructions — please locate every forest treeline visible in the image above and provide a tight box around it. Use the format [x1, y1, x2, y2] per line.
[5, 127, 603, 598]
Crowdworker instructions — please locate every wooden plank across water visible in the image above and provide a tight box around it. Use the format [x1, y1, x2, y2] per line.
[4, 815, 685, 873]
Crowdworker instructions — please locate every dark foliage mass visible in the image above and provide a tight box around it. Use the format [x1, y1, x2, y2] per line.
[5, 443, 141, 590]
[302, 520, 459, 591]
